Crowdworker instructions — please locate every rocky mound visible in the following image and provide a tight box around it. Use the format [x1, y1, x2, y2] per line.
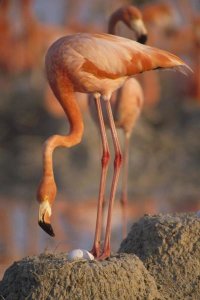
[119, 212, 200, 300]
[0, 253, 161, 300]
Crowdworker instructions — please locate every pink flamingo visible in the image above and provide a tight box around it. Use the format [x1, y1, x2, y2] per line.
[37, 32, 191, 259]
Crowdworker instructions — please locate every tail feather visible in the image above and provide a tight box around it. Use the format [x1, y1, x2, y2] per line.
[126, 44, 192, 76]
[170, 64, 193, 76]
[147, 46, 193, 75]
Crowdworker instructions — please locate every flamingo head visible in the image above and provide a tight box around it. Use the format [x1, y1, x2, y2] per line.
[37, 176, 57, 237]
[122, 6, 148, 44]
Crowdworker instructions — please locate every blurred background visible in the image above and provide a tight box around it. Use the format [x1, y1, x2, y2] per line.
[0, 0, 200, 278]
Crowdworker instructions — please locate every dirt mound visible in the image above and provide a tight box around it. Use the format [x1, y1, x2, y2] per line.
[0, 253, 161, 300]
[119, 212, 200, 300]
[1, 213, 199, 299]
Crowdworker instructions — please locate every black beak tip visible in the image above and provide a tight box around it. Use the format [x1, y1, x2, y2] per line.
[38, 220, 55, 237]
[138, 34, 148, 45]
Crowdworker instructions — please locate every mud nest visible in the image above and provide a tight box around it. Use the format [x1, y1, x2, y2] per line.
[119, 212, 200, 299]
[1, 212, 199, 299]
[0, 253, 161, 300]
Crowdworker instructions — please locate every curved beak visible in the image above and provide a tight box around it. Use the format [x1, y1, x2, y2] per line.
[38, 218, 55, 237]
[137, 34, 148, 44]
[38, 201, 55, 237]
[130, 19, 148, 44]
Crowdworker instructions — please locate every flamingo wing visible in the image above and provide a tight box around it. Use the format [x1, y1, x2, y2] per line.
[46, 33, 191, 94]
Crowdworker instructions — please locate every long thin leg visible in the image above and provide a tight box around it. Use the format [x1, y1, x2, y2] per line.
[91, 94, 110, 258]
[120, 132, 130, 238]
[100, 100, 122, 259]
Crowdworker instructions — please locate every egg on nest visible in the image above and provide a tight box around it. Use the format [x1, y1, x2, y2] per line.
[67, 249, 95, 261]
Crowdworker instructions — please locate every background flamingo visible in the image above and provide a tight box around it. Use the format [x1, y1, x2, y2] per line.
[89, 5, 147, 238]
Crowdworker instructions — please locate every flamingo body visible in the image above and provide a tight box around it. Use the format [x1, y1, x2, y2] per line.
[46, 33, 188, 95]
[113, 78, 144, 134]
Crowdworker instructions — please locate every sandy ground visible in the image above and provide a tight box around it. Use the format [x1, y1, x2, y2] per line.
[0, 212, 199, 299]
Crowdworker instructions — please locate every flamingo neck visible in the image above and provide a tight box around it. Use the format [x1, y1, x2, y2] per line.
[108, 10, 122, 35]
[43, 72, 84, 178]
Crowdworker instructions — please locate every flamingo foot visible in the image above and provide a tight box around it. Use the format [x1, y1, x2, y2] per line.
[98, 244, 111, 260]
[90, 244, 101, 259]
[98, 250, 110, 260]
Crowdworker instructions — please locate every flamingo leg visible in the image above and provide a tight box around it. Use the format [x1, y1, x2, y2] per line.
[120, 132, 130, 239]
[91, 94, 110, 258]
[100, 99, 122, 259]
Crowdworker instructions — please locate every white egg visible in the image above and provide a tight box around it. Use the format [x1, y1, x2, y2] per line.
[67, 249, 94, 261]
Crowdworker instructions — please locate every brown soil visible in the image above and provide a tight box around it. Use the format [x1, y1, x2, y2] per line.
[0, 253, 161, 300]
[119, 212, 200, 300]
